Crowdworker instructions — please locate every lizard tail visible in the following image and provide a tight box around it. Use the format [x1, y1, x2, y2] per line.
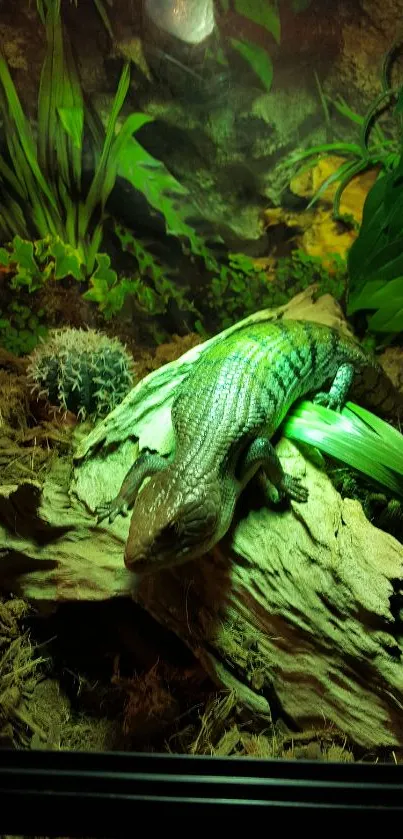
[352, 362, 403, 426]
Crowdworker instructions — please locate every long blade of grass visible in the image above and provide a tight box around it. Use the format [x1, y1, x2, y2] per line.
[86, 221, 103, 275]
[332, 159, 371, 217]
[5, 121, 60, 238]
[314, 71, 331, 133]
[306, 159, 363, 209]
[361, 88, 397, 153]
[0, 48, 57, 209]
[344, 402, 403, 453]
[83, 103, 104, 158]
[331, 96, 364, 125]
[284, 142, 364, 168]
[59, 20, 84, 187]
[38, 0, 84, 198]
[38, 0, 60, 177]
[38, 0, 66, 186]
[93, 0, 114, 38]
[0, 152, 27, 199]
[36, 1, 46, 24]
[283, 399, 403, 497]
[0, 196, 27, 239]
[79, 62, 131, 238]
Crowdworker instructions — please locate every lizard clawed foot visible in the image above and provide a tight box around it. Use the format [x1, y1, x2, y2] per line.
[279, 473, 309, 503]
[313, 392, 343, 412]
[95, 497, 129, 524]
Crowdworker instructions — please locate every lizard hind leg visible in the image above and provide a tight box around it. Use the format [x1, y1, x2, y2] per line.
[238, 437, 309, 504]
[313, 362, 355, 412]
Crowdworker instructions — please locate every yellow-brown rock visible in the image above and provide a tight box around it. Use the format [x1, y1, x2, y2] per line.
[290, 155, 379, 225]
[300, 208, 355, 266]
[264, 156, 379, 266]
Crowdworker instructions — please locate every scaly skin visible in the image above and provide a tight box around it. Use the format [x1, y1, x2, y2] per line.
[96, 318, 401, 573]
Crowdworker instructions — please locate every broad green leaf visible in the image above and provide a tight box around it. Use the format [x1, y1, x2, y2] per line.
[84, 269, 139, 319]
[367, 300, 403, 333]
[83, 277, 109, 305]
[116, 138, 220, 269]
[0, 248, 10, 265]
[348, 174, 388, 284]
[367, 244, 403, 284]
[234, 0, 281, 43]
[348, 278, 385, 313]
[230, 38, 273, 91]
[12, 236, 38, 275]
[47, 238, 83, 280]
[348, 274, 403, 315]
[90, 253, 117, 288]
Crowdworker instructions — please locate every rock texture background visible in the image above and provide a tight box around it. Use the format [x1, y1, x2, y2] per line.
[1, 0, 401, 248]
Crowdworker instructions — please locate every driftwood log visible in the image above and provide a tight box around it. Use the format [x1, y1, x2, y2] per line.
[1, 288, 403, 748]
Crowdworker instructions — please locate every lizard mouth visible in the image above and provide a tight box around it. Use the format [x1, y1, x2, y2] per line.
[124, 495, 221, 573]
[124, 546, 191, 574]
[123, 529, 192, 572]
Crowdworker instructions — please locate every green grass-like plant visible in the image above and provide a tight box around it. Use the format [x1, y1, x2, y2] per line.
[283, 400, 403, 498]
[0, 0, 150, 278]
[283, 48, 402, 220]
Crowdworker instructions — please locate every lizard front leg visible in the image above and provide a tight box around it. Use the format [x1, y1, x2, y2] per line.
[96, 451, 169, 524]
[313, 362, 355, 411]
[238, 437, 309, 503]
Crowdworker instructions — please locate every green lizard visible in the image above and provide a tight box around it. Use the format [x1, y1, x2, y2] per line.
[96, 317, 402, 573]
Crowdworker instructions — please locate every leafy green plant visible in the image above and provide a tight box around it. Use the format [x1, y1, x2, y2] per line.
[0, 234, 89, 290]
[83, 224, 199, 321]
[347, 151, 403, 335]
[201, 249, 345, 329]
[0, 0, 150, 277]
[0, 234, 88, 354]
[0, 303, 47, 355]
[283, 51, 402, 220]
[229, 38, 273, 91]
[276, 249, 348, 302]
[115, 142, 223, 263]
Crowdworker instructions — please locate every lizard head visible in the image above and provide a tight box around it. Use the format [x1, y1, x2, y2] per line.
[123, 471, 222, 574]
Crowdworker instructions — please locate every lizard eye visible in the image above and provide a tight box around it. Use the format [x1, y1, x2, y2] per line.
[154, 522, 178, 547]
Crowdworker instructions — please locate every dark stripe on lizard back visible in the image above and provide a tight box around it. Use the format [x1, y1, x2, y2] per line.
[302, 321, 317, 371]
[277, 319, 307, 370]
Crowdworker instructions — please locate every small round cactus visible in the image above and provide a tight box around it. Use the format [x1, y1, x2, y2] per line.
[27, 328, 135, 421]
